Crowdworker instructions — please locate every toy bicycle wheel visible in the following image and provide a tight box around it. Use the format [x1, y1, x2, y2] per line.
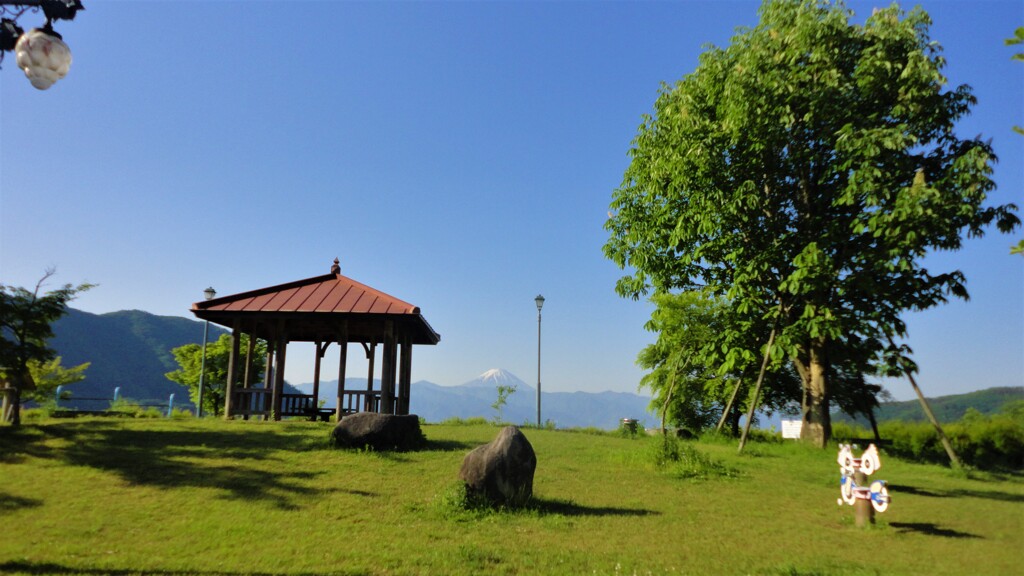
[841, 477, 856, 505]
[870, 480, 889, 513]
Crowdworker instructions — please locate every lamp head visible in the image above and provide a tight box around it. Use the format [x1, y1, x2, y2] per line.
[203, 287, 216, 301]
[535, 294, 545, 312]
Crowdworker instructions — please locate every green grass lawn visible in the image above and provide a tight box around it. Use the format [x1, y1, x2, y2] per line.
[1, 417, 1021, 575]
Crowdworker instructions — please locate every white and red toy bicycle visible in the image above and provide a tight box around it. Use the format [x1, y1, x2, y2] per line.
[837, 443, 890, 513]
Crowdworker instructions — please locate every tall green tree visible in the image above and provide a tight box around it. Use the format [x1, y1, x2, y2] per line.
[165, 333, 266, 416]
[605, 0, 1019, 447]
[0, 270, 94, 425]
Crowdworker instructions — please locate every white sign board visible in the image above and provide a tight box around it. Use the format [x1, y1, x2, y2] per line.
[781, 419, 803, 439]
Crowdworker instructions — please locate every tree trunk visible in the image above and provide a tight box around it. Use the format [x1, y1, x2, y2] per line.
[885, 336, 961, 468]
[801, 338, 831, 448]
[3, 387, 21, 426]
[868, 409, 881, 444]
[716, 378, 743, 434]
[739, 328, 777, 453]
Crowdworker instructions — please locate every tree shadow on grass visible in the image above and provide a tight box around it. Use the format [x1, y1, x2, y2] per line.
[529, 496, 660, 517]
[422, 438, 478, 452]
[887, 484, 948, 498]
[0, 561, 362, 576]
[890, 483, 1024, 503]
[888, 522, 981, 539]
[1, 421, 328, 510]
[0, 492, 43, 512]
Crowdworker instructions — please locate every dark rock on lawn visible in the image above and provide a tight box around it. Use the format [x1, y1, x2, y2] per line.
[458, 426, 536, 506]
[331, 412, 425, 451]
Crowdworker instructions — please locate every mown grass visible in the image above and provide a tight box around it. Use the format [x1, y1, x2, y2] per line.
[1, 417, 1021, 575]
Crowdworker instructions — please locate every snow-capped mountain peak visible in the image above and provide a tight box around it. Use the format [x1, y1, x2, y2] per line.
[460, 368, 529, 389]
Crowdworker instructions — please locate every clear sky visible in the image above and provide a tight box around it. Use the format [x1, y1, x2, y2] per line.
[1, 0, 1021, 402]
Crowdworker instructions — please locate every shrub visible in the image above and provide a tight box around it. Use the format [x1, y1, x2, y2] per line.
[877, 407, 1024, 471]
[433, 481, 496, 519]
[645, 435, 737, 479]
[439, 416, 489, 426]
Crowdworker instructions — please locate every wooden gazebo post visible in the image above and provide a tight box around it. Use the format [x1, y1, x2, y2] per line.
[336, 321, 348, 420]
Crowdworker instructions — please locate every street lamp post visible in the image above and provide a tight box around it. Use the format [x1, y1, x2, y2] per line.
[1, 1, 84, 90]
[197, 286, 215, 417]
[534, 294, 544, 428]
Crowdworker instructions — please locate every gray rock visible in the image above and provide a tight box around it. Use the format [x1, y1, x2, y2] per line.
[458, 426, 536, 506]
[331, 412, 425, 451]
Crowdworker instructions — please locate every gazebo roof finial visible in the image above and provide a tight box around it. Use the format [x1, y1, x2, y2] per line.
[331, 258, 341, 275]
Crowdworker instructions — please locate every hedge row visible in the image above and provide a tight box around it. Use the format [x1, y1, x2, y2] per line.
[834, 401, 1024, 471]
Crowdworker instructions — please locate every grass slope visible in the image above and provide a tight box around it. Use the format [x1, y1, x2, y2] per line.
[1, 418, 1022, 575]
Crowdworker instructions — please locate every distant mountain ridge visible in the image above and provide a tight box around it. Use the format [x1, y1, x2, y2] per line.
[294, 369, 657, 430]
[833, 386, 1024, 425]
[49, 309, 226, 407]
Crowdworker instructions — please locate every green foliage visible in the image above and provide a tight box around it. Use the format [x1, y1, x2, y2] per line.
[491, 384, 516, 424]
[439, 416, 490, 426]
[22, 356, 90, 404]
[605, 0, 1020, 446]
[644, 434, 737, 479]
[1008, 26, 1024, 136]
[432, 480, 529, 519]
[637, 292, 730, 432]
[869, 402, 1024, 471]
[0, 270, 94, 425]
[165, 333, 267, 417]
[637, 291, 800, 434]
[108, 398, 165, 419]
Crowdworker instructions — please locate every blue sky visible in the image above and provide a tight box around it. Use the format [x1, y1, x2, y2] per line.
[1, 1, 1021, 402]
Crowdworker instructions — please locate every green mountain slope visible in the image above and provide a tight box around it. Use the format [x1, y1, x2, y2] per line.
[834, 386, 1024, 425]
[48, 309, 226, 407]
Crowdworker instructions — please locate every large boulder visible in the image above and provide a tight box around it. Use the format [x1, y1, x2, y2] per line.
[331, 412, 425, 451]
[458, 426, 536, 506]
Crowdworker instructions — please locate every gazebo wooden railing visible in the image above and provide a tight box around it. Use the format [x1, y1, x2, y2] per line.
[229, 387, 381, 421]
[231, 388, 272, 418]
[337, 390, 380, 415]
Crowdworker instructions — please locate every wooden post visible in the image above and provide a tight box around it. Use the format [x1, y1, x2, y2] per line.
[398, 334, 412, 415]
[262, 341, 275, 419]
[243, 333, 256, 389]
[336, 321, 348, 420]
[223, 324, 241, 419]
[380, 322, 395, 414]
[313, 341, 328, 408]
[854, 470, 874, 527]
[272, 332, 288, 421]
[365, 340, 376, 412]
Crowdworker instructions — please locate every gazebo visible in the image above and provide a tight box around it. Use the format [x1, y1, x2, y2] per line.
[190, 259, 440, 421]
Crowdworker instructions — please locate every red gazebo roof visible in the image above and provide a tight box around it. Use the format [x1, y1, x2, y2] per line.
[191, 267, 440, 345]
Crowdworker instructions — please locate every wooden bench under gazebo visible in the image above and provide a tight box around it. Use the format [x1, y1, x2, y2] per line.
[190, 259, 440, 421]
